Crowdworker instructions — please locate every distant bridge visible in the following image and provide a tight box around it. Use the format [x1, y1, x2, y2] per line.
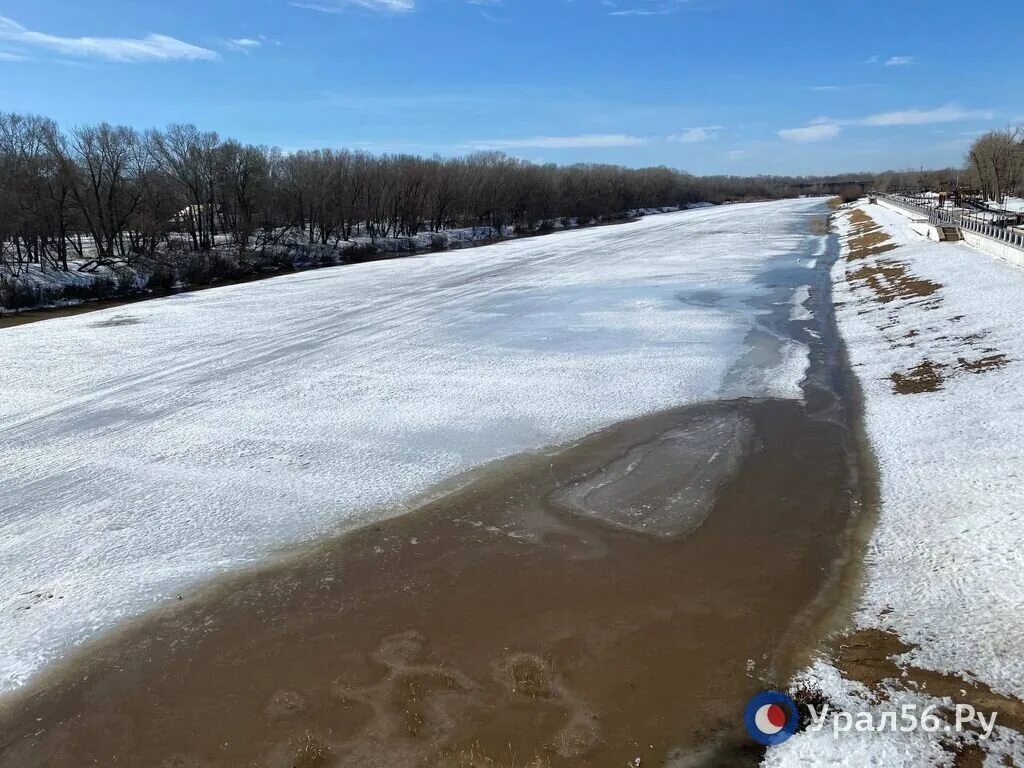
[789, 179, 872, 195]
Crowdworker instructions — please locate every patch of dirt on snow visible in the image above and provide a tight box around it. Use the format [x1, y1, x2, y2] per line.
[844, 209, 900, 261]
[848, 259, 942, 305]
[833, 628, 1024, 734]
[841, 207, 1013, 396]
[958, 353, 1010, 374]
[950, 742, 986, 768]
[890, 359, 946, 394]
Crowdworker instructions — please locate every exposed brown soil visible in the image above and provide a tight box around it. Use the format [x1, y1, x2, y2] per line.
[833, 628, 1024, 733]
[890, 359, 945, 394]
[848, 209, 874, 226]
[844, 210, 899, 262]
[951, 744, 986, 768]
[827, 206, 1024, 761]
[848, 260, 942, 304]
[848, 231, 899, 261]
[0, 399, 857, 768]
[841, 208, 1012, 396]
[958, 353, 1011, 374]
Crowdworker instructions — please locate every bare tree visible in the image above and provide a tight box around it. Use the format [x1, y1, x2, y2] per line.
[967, 128, 1024, 204]
[47, 122, 147, 268]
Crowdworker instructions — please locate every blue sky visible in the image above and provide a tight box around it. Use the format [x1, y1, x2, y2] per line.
[0, 0, 1020, 175]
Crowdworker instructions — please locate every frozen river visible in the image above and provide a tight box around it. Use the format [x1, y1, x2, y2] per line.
[0, 198, 827, 693]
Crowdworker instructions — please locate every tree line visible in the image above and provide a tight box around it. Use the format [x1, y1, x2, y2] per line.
[965, 128, 1024, 205]
[873, 129, 1024, 205]
[2, 111, 880, 283]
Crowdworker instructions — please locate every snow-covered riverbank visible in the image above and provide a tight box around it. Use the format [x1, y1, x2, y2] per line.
[768, 201, 1024, 766]
[0, 199, 824, 695]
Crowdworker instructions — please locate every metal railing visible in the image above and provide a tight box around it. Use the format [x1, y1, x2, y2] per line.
[878, 193, 1024, 251]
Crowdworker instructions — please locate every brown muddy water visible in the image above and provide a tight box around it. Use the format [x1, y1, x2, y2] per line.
[0, 397, 855, 768]
[0, 218, 874, 768]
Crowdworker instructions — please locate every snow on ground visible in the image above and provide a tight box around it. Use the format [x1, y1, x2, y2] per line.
[767, 200, 1024, 765]
[0, 199, 825, 694]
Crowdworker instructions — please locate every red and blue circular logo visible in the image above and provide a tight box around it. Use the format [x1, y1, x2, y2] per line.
[744, 691, 799, 745]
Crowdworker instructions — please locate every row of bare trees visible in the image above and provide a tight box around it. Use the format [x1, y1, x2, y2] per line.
[3, 111, 897, 288]
[966, 128, 1024, 205]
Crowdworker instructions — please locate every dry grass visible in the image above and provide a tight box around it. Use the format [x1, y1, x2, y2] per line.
[841, 207, 1013, 396]
[848, 260, 942, 304]
[890, 360, 945, 394]
[808, 215, 830, 235]
[844, 208, 899, 261]
[508, 655, 554, 700]
[434, 743, 552, 768]
[958, 354, 1010, 374]
[291, 732, 333, 768]
[848, 230, 899, 260]
[848, 208, 874, 226]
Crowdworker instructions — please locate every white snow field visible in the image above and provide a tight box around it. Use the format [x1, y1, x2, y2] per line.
[0, 199, 825, 694]
[767, 201, 1024, 766]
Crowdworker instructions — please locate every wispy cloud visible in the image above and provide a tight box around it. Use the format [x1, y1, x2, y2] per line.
[291, 0, 415, 13]
[469, 134, 648, 149]
[778, 103, 994, 143]
[668, 126, 723, 143]
[222, 36, 270, 54]
[0, 15, 218, 62]
[866, 54, 914, 66]
[778, 123, 841, 143]
[858, 104, 993, 126]
[605, 0, 692, 16]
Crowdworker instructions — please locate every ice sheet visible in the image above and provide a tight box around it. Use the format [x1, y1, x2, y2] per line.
[0, 199, 825, 693]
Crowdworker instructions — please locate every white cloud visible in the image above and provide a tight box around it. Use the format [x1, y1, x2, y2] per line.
[223, 36, 269, 54]
[0, 15, 218, 62]
[858, 104, 993, 126]
[291, 0, 415, 12]
[606, 0, 692, 15]
[668, 126, 723, 143]
[778, 103, 994, 143]
[866, 54, 914, 66]
[469, 133, 648, 149]
[778, 123, 841, 143]
[0, 50, 30, 61]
